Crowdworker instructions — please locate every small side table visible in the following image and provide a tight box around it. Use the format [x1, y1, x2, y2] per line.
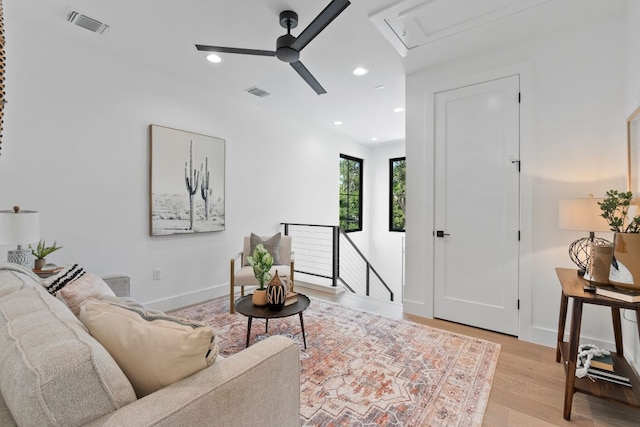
[32, 268, 62, 278]
[235, 294, 311, 349]
[555, 267, 640, 420]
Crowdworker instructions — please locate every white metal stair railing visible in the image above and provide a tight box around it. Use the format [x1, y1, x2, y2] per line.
[282, 223, 394, 301]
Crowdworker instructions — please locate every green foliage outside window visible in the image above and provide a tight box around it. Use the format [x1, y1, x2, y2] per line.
[389, 157, 406, 231]
[339, 154, 363, 232]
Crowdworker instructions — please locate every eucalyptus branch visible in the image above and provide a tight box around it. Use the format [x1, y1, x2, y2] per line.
[599, 190, 639, 233]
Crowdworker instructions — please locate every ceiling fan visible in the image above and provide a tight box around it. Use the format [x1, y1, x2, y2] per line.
[195, 0, 351, 95]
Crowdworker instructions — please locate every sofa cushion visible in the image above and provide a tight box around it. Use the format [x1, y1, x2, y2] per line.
[55, 273, 116, 315]
[0, 264, 41, 298]
[0, 270, 136, 426]
[233, 265, 294, 287]
[0, 393, 16, 427]
[101, 274, 131, 297]
[79, 299, 217, 398]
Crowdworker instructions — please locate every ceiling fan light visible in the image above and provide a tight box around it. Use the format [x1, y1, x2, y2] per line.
[353, 67, 368, 76]
[206, 54, 222, 63]
[276, 34, 299, 62]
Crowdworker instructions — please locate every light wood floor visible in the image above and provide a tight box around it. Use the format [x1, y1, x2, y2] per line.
[299, 287, 640, 427]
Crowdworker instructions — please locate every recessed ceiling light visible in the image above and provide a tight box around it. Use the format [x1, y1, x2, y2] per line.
[353, 67, 368, 76]
[206, 54, 222, 63]
[333, 121, 343, 126]
[393, 107, 405, 113]
[375, 85, 385, 90]
[371, 137, 378, 141]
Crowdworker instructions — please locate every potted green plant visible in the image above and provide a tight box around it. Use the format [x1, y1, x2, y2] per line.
[247, 243, 273, 306]
[599, 190, 640, 289]
[30, 239, 62, 270]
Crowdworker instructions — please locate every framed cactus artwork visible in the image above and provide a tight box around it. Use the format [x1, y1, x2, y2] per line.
[149, 125, 225, 236]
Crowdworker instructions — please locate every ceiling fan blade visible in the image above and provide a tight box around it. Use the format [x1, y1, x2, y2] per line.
[290, 61, 326, 95]
[195, 44, 276, 57]
[291, 0, 350, 52]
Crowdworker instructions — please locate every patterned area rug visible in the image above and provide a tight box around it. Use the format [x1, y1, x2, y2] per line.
[170, 297, 500, 427]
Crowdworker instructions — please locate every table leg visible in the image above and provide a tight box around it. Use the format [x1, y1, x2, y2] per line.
[563, 298, 583, 421]
[246, 316, 253, 348]
[611, 307, 624, 356]
[265, 318, 269, 334]
[299, 312, 307, 349]
[556, 292, 569, 363]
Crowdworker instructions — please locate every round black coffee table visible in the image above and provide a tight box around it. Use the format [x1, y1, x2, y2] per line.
[235, 294, 310, 349]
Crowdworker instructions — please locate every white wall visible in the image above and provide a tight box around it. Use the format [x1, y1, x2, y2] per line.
[0, 2, 370, 311]
[369, 141, 405, 302]
[626, 1, 640, 111]
[405, 9, 629, 349]
[622, 0, 640, 368]
[299, 141, 404, 298]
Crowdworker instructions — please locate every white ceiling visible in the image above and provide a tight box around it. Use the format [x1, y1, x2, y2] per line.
[22, 0, 629, 145]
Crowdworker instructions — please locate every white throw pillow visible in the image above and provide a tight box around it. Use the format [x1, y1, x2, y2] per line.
[42, 263, 86, 295]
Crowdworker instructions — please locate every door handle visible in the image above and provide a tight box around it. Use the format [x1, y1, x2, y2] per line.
[435, 230, 450, 238]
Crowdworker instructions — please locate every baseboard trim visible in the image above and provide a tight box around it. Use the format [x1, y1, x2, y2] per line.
[295, 281, 345, 295]
[402, 299, 431, 319]
[528, 325, 615, 350]
[143, 283, 228, 312]
[142, 281, 344, 312]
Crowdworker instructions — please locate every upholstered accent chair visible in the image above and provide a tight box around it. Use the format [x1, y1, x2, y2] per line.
[229, 234, 294, 313]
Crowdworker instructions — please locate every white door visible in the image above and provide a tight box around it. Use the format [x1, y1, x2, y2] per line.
[433, 75, 520, 335]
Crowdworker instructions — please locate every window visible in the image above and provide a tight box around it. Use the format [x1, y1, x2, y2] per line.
[339, 154, 363, 232]
[389, 157, 406, 232]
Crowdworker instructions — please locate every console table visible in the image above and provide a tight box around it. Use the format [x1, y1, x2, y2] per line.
[555, 267, 640, 420]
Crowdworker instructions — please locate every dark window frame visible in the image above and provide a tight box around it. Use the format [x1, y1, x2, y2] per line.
[389, 157, 406, 232]
[339, 154, 363, 232]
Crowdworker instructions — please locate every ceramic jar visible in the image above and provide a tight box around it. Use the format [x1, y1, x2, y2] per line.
[267, 271, 287, 311]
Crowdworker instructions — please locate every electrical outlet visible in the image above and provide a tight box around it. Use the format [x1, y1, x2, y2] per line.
[153, 268, 161, 281]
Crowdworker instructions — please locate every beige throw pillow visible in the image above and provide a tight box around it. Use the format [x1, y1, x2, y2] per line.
[78, 299, 217, 398]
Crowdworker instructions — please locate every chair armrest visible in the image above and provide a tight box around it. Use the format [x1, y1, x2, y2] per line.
[230, 251, 243, 271]
[101, 274, 130, 297]
[85, 336, 300, 427]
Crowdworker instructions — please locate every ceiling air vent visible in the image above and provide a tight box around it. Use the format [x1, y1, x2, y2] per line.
[65, 9, 109, 34]
[245, 86, 271, 98]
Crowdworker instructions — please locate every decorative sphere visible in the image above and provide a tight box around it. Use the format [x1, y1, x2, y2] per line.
[569, 237, 612, 271]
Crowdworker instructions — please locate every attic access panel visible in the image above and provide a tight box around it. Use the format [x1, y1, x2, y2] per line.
[369, 0, 551, 56]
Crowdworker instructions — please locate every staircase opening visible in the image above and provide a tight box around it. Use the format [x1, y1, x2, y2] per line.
[282, 223, 394, 302]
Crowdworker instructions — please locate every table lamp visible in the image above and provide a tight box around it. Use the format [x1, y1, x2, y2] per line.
[558, 197, 612, 278]
[0, 206, 40, 268]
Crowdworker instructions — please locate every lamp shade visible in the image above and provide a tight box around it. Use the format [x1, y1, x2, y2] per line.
[0, 206, 40, 246]
[558, 198, 610, 232]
